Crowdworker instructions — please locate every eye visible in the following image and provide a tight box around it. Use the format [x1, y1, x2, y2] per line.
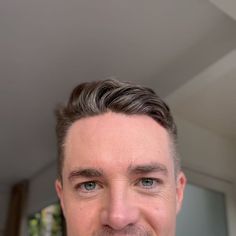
[82, 182, 97, 191]
[76, 181, 101, 194]
[136, 178, 162, 189]
[141, 178, 155, 187]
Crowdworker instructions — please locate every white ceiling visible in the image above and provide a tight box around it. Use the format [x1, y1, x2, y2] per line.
[166, 50, 236, 184]
[1, 0, 236, 189]
[167, 50, 236, 141]
[210, 0, 236, 21]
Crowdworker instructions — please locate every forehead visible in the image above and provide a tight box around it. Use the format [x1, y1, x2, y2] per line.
[64, 112, 173, 173]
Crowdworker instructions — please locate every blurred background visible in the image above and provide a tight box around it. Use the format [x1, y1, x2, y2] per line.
[0, 0, 236, 235]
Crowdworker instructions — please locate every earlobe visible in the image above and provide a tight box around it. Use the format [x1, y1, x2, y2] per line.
[176, 171, 187, 214]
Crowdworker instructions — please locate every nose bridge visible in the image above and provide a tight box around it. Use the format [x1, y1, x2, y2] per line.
[109, 180, 128, 213]
[101, 179, 139, 230]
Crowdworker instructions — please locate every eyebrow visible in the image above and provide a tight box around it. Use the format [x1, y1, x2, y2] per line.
[128, 163, 168, 176]
[68, 168, 103, 182]
[68, 163, 168, 182]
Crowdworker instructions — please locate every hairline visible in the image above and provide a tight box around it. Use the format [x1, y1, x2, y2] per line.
[55, 79, 180, 182]
[58, 112, 179, 183]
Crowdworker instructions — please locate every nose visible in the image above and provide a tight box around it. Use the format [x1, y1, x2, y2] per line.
[100, 184, 140, 230]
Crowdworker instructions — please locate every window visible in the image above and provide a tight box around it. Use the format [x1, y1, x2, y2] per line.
[176, 184, 228, 236]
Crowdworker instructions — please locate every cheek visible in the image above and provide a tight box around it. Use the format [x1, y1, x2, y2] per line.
[63, 195, 101, 235]
[140, 195, 177, 235]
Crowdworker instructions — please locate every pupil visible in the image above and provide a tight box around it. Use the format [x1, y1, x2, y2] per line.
[85, 182, 96, 190]
[142, 179, 153, 186]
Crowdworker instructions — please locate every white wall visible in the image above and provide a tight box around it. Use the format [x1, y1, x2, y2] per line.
[175, 116, 236, 182]
[175, 116, 236, 236]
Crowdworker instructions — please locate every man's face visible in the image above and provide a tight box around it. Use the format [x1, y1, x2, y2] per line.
[56, 112, 186, 236]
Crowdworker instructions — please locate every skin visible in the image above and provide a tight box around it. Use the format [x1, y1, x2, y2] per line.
[56, 112, 186, 236]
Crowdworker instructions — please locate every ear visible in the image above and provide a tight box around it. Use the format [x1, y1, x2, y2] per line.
[55, 179, 65, 214]
[176, 171, 187, 214]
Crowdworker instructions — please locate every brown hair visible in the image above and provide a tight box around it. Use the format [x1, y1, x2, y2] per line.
[55, 79, 179, 181]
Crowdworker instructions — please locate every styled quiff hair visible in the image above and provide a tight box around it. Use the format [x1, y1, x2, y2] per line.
[56, 79, 179, 181]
